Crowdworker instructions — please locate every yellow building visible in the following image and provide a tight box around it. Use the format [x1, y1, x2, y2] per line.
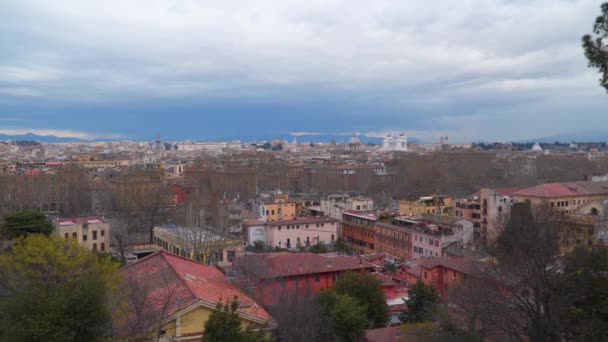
[153, 226, 244, 265]
[512, 181, 608, 214]
[256, 192, 300, 222]
[55, 217, 111, 253]
[116, 251, 275, 341]
[399, 195, 454, 216]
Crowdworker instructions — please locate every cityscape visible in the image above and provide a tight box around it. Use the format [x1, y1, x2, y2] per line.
[1, 1, 608, 342]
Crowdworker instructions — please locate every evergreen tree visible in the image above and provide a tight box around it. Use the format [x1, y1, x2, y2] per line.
[1, 210, 54, 239]
[401, 280, 440, 323]
[334, 271, 389, 328]
[201, 296, 269, 342]
[582, 2, 608, 92]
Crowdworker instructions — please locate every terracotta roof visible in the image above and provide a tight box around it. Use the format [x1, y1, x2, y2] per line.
[363, 326, 403, 342]
[373, 273, 397, 287]
[234, 252, 373, 279]
[118, 250, 272, 335]
[494, 187, 525, 196]
[513, 181, 608, 198]
[417, 256, 481, 275]
[268, 216, 338, 225]
[241, 218, 265, 226]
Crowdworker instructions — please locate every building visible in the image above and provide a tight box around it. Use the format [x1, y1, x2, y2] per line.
[319, 194, 374, 220]
[115, 250, 274, 341]
[153, 226, 244, 265]
[342, 211, 378, 253]
[374, 221, 412, 261]
[392, 215, 474, 260]
[55, 217, 110, 252]
[265, 216, 339, 250]
[254, 191, 301, 222]
[418, 256, 481, 297]
[242, 218, 267, 246]
[479, 187, 521, 243]
[454, 194, 481, 234]
[399, 195, 454, 216]
[233, 252, 373, 306]
[381, 133, 408, 151]
[512, 181, 608, 214]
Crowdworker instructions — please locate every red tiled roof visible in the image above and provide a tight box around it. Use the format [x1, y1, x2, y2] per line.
[268, 216, 339, 225]
[417, 256, 481, 275]
[494, 187, 525, 196]
[119, 250, 272, 334]
[235, 252, 373, 279]
[373, 273, 397, 287]
[513, 181, 608, 198]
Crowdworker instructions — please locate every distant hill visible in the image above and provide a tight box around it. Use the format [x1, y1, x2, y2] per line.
[519, 131, 608, 144]
[0, 133, 89, 143]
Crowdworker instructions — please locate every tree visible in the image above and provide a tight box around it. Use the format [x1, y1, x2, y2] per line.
[401, 280, 440, 323]
[333, 237, 353, 255]
[201, 296, 269, 342]
[334, 271, 389, 328]
[317, 291, 367, 342]
[0, 235, 119, 341]
[582, 2, 608, 93]
[310, 241, 328, 253]
[0, 210, 54, 239]
[268, 290, 335, 342]
[328, 294, 368, 342]
[556, 246, 608, 341]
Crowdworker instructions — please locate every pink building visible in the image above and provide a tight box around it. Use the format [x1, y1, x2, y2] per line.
[266, 217, 339, 250]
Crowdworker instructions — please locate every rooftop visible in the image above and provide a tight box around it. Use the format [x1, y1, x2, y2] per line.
[119, 250, 273, 331]
[234, 252, 373, 279]
[513, 181, 608, 198]
[417, 256, 482, 275]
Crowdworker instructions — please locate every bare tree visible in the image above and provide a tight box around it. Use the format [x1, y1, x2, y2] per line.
[113, 266, 181, 342]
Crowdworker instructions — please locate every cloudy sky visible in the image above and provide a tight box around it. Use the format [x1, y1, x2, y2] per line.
[1, 0, 606, 142]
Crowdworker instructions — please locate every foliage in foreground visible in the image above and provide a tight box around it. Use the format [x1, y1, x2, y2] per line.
[201, 296, 270, 342]
[0, 234, 119, 342]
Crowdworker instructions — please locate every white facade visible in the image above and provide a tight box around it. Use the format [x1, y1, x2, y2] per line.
[320, 194, 374, 220]
[382, 133, 408, 151]
[266, 218, 339, 249]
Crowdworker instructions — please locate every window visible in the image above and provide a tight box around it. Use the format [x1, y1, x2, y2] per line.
[101, 230, 105, 237]
[434, 240, 439, 247]
[64, 233, 68, 239]
[101, 243, 105, 251]
[83, 234, 87, 241]
[93, 230, 97, 240]
[93, 243, 97, 251]
[72, 232, 77, 239]
[315, 276, 320, 284]
[424, 271, 428, 279]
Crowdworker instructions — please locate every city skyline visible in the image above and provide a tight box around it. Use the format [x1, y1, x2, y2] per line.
[2, 1, 608, 143]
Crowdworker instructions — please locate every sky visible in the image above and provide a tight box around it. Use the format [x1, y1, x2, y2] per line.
[1, 0, 607, 143]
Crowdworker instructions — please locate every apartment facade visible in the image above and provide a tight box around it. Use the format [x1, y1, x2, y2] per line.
[374, 221, 412, 261]
[399, 195, 454, 216]
[265, 217, 339, 249]
[254, 192, 300, 222]
[342, 211, 378, 253]
[55, 217, 111, 252]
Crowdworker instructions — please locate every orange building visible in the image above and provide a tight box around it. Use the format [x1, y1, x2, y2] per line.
[374, 221, 412, 261]
[417, 256, 480, 297]
[342, 211, 378, 253]
[255, 192, 301, 222]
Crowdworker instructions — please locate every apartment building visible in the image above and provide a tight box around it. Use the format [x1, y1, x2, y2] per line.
[399, 195, 454, 216]
[342, 211, 378, 253]
[55, 217, 110, 252]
